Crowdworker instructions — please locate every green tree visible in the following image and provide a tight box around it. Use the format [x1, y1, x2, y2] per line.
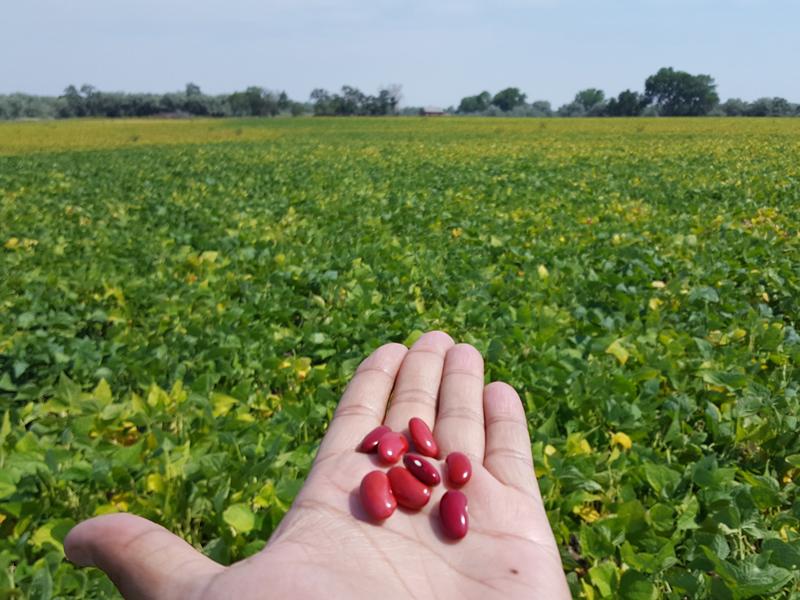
[492, 88, 526, 112]
[278, 91, 290, 110]
[606, 90, 650, 116]
[575, 88, 605, 111]
[458, 91, 491, 113]
[186, 83, 201, 97]
[644, 67, 719, 116]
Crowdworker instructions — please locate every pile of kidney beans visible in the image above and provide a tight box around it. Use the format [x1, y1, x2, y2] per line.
[358, 417, 472, 539]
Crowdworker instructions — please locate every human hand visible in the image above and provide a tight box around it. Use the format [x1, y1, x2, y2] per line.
[65, 332, 571, 599]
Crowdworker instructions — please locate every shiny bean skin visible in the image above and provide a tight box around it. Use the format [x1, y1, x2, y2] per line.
[446, 452, 472, 486]
[360, 471, 397, 520]
[378, 432, 409, 464]
[359, 426, 391, 453]
[439, 490, 468, 539]
[403, 453, 441, 486]
[408, 417, 438, 458]
[387, 467, 431, 510]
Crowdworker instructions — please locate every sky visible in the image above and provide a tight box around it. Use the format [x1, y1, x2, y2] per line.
[3, 0, 799, 108]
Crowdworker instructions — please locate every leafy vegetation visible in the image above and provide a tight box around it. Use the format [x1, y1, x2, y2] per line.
[1, 117, 800, 599]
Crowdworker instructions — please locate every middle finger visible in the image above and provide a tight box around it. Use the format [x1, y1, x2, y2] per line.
[383, 331, 454, 434]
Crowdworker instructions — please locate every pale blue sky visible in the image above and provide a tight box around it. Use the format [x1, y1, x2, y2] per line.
[3, 0, 799, 107]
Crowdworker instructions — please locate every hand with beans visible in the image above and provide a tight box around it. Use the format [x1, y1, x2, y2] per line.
[65, 332, 571, 600]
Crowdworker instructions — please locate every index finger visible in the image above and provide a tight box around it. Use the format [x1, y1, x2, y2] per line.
[314, 343, 408, 460]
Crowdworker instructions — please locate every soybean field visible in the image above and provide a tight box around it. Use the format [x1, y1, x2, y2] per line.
[2, 117, 800, 599]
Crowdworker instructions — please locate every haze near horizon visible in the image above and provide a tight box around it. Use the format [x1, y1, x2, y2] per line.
[3, 0, 799, 107]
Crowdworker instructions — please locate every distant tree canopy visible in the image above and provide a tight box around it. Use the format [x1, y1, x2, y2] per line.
[606, 90, 651, 117]
[644, 67, 719, 116]
[458, 91, 492, 113]
[229, 87, 280, 117]
[0, 83, 307, 120]
[492, 88, 527, 112]
[457, 88, 527, 113]
[2, 72, 799, 120]
[718, 97, 800, 117]
[310, 86, 401, 116]
[575, 89, 605, 111]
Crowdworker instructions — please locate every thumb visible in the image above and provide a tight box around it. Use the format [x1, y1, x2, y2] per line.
[65, 513, 225, 600]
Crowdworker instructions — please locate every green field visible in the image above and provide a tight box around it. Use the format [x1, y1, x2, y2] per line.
[2, 117, 800, 599]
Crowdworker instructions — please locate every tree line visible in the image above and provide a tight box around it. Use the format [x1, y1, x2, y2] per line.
[0, 83, 403, 120]
[1, 69, 798, 119]
[0, 84, 310, 120]
[456, 68, 799, 117]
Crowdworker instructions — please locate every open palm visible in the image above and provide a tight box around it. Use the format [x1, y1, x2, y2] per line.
[65, 332, 570, 599]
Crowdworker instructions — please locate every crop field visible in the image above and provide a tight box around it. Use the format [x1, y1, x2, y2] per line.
[2, 117, 800, 599]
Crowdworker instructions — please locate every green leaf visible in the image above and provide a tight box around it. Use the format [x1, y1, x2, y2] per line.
[0, 410, 10, 449]
[762, 539, 800, 570]
[31, 518, 76, 554]
[275, 478, 304, 502]
[403, 330, 424, 348]
[29, 565, 53, 600]
[618, 569, 657, 600]
[642, 462, 681, 496]
[676, 497, 700, 531]
[702, 547, 793, 600]
[222, 504, 255, 533]
[688, 286, 719, 303]
[698, 370, 747, 391]
[588, 561, 618, 597]
[55, 372, 83, 407]
[0, 372, 17, 391]
[0, 469, 17, 499]
[487, 339, 504, 363]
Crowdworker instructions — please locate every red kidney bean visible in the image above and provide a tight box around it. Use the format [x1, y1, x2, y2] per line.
[378, 432, 409, 464]
[439, 490, 468, 539]
[360, 471, 397, 520]
[387, 467, 431, 510]
[446, 452, 472, 486]
[359, 426, 391, 453]
[403, 453, 441, 486]
[408, 417, 438, 457]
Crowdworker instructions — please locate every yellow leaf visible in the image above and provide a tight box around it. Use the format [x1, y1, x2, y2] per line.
[538, 264, 549, 278]
[146, 473, 165, 493]
[649, 298, 663, 311]
[610, 431, 632, 450]
[651, 280, 666, 288]
[567, 433, 591, 455]
[605, 339, 629, 365]
[582, 579, 596, 600]
[4, 237, 19, 250]
[544, 444, 557, 456]
[293, 357, 312, 379]
[574, 505, 600, 523]
[201, 250, 219, 264]
[212, 392, 239, 417]
[762, 292, 770, 302]
[94, 504, 123, 516]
